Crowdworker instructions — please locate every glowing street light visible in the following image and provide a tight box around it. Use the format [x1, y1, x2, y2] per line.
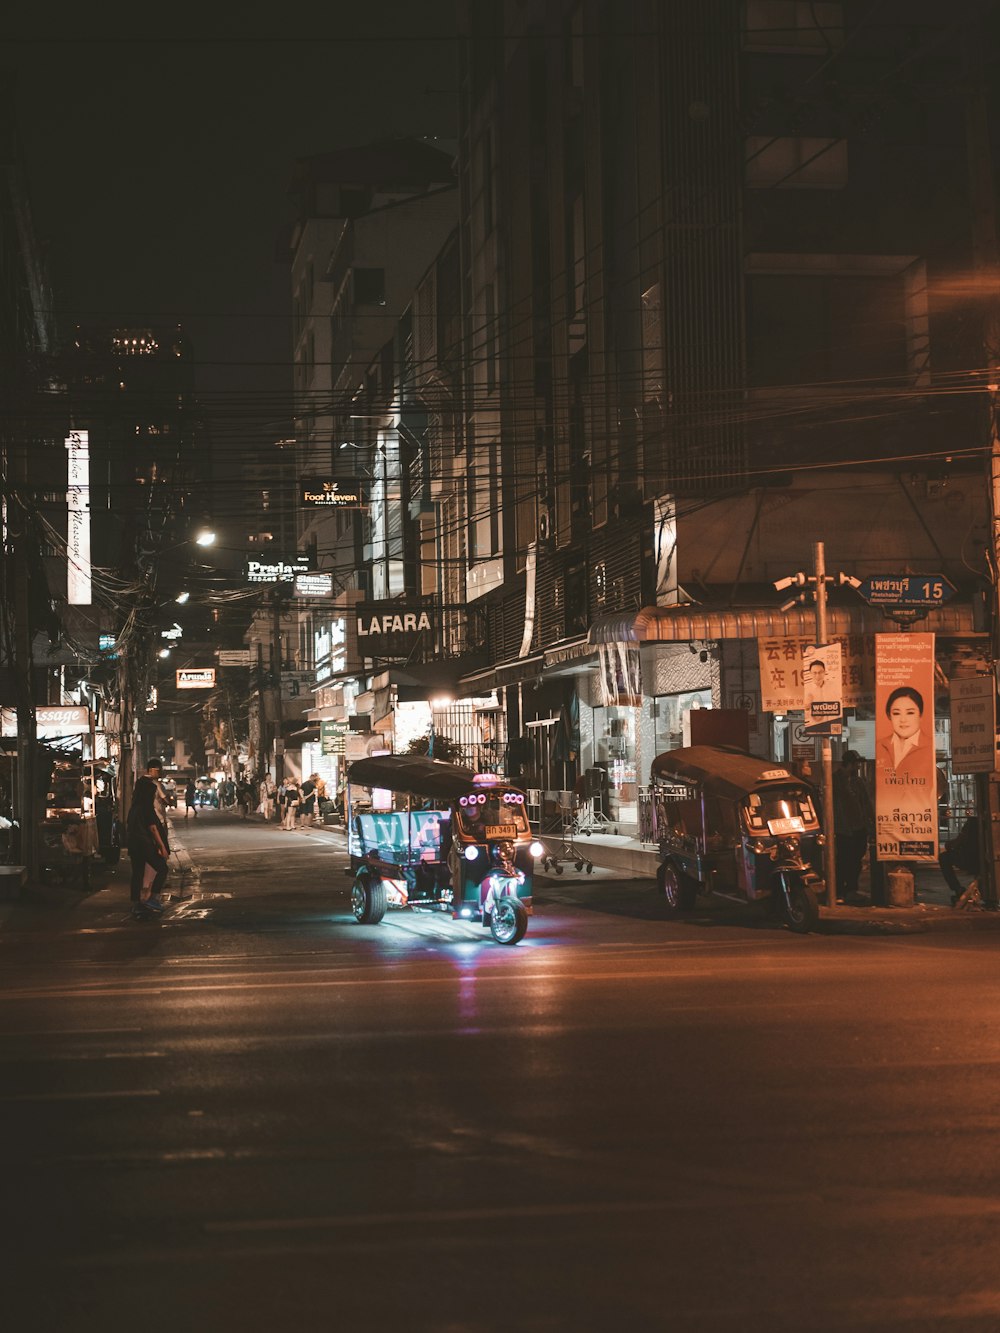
[175, 591, 190, 604]
[194, 529, 216, 547]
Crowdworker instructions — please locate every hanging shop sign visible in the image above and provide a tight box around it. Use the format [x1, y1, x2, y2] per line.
[874, 632, 937, 864]
[176, 668, 216, 690]
[950, 675, 997, 775]
[66, 430, 92, 606]
[321, 719, 347, 757]
[300, 477, 366, 508]
[294, 571, 334, 599]
[757, 634, 872, 713]
[1, 705, 92, 738]
[244, 554, 311, 585]
[355, 603, 435, 657]
[218, 649, 252, 666]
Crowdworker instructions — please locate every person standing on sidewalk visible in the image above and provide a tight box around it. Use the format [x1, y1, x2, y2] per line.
[832, 750, 874, 902]
[184, 779, 197, 819]
[281, 777, 302, 830]
[126, 774, 169, 920]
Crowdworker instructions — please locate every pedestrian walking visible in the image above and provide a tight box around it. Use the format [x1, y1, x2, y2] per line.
[832, 750, 874, 902]
[184, 779, 197, 819]
[126, 772, 170, 919]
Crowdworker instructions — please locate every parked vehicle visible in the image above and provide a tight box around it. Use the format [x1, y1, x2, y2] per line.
[650, 745, 825, 933]
[346, 755, 543, 944]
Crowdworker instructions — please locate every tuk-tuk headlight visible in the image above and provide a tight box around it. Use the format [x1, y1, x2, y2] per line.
[464, 845, 480, 862]
[529, 840, 544, 858]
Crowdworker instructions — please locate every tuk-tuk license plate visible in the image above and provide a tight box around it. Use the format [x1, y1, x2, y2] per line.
[485, 825, 516, 839]
[768, 816, 804, 835]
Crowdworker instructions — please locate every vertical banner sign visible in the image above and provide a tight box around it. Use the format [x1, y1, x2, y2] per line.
[65, 430, 92, 605]
[802, 641, 843, 735]
[950, 676, 997, 774]
[875, 633, 937, 863]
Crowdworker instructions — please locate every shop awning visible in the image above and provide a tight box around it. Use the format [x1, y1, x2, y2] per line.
[458, 652, 545, 695]
[589, 602, 979, 645]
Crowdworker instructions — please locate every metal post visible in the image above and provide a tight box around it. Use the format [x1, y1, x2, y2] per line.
[814, 541, 838, 907]
[13, 529, 38, 886]
[271, 587, 284, 784]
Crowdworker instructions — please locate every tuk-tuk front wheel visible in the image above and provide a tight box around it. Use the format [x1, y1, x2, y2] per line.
[489, 895, 528, 945]
[658, 861, 698, 914]
[780, 874, 819, 934]
[351, 873, 387, 925]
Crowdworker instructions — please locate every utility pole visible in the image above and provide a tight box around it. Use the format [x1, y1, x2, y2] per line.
[271, 587, 285, 784]
[774, 541, 860, 908]
[11, 509, 38, 886]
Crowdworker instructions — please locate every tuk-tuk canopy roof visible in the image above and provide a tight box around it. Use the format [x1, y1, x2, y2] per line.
[650, 746, 808, 801]
[348, 754, 480, 801]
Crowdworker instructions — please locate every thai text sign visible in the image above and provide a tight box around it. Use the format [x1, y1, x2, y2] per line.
[950, 676, 996, 775]
[802, 641, 843, 735]
[758, 634, 872, 712]
[356, 603, 435, 657]
[875, 633, 937, 863]
[176, 668, 216, 690]
[321, 720, 347, 756]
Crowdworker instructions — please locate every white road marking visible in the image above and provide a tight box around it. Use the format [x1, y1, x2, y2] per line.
[0, 1089, 159, 1102]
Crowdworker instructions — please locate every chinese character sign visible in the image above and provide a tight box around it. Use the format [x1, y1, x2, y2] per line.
[875, 633, 937, 863]
[758, 635, 873, 713]
[803, 641, 843, 735]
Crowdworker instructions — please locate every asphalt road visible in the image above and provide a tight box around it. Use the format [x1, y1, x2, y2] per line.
[3, 809, 1000, 1332]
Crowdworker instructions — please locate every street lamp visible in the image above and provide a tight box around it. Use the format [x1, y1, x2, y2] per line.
[194, 529, 216, 547]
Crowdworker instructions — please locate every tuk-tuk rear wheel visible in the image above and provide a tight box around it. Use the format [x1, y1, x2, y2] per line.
[658, 861, 698, 914]
[351, 874, 387, 925]
[489, 895, 528, 945]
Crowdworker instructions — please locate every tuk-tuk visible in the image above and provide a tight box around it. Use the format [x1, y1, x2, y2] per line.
[650, 745, 825, 933]
[346, 755, 542, 945]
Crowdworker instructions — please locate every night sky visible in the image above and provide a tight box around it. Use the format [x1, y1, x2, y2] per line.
[2, 5, 458, 526]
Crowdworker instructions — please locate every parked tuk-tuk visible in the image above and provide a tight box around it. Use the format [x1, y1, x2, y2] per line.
[346, 755, 542, 944]
[650, 745, 825, 932]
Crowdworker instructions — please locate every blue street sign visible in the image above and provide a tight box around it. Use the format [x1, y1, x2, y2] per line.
[857, 574, 957, 607]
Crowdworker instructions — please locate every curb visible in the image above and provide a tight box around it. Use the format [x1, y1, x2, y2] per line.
[818, 903, 1000, 935]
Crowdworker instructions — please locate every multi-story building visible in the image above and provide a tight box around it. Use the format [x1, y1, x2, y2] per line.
[281, 138, 459, 786]
[433, 0, 992, 832]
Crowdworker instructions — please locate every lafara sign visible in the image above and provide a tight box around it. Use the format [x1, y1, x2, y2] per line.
[874, 632, 937, 864]
[355, 603, 435, 657]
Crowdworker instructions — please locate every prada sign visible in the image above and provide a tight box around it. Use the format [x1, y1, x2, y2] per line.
[300, 477, 366, 508]
[356, 603, 436, 657]
[244, 554, 310, 584]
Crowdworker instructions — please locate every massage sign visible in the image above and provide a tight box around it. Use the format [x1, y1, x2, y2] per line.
[355, 603, 436, 658]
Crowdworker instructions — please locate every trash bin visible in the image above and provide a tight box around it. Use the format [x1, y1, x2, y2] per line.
[887, 866, 914, 907]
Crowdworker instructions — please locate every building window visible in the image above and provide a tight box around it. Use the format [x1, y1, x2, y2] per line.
[745, 137, 847, 189]
[354, 268, 386, 305]
[747, 272, 908, 385]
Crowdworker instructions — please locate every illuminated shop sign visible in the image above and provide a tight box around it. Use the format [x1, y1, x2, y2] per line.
[356, 603, 435, 657]
[66, 430, 91, 605]
[176, 668, 216, 689]
[244, 554, 310, 584]
[294, 572, 334, 598]
[300, 477, 366, 508]
[1, 705, 91, 738]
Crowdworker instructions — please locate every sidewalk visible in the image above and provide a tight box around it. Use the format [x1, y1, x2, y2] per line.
[536, 827, 1000, 935]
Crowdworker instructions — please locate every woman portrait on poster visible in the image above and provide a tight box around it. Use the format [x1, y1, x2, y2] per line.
[877, 685, 932, 780]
